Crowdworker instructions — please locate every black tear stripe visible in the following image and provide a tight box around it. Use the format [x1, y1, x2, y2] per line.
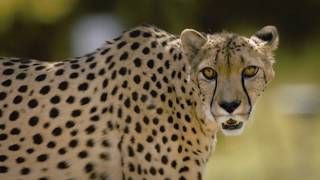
[209, 48, 219, 108]
[241, 77, 252, 114]
[210, 79, 218, 115]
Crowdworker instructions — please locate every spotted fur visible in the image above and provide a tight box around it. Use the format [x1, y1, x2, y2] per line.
[0, 25, 278, 179]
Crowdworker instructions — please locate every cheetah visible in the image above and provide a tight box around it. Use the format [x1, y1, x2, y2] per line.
[0, 25, 279, 179]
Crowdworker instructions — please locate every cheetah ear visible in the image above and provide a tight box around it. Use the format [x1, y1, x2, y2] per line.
[180, 29, 207, 57]
[251, 26, 279, 51]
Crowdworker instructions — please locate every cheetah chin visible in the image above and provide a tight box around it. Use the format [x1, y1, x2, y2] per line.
[216, 115, 248, 136]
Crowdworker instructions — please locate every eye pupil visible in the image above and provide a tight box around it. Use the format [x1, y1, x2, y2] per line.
[202, 68, 217, 80]
[243, 66, 259, 78]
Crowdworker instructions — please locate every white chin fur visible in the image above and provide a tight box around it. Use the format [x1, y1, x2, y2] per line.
[220, 126, 245, 136]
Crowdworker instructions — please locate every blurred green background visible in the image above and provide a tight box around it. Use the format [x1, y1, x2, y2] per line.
[0, 0, 320, 179]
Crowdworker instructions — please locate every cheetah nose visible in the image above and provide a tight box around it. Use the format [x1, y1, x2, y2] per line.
[219, 100, 241, 113]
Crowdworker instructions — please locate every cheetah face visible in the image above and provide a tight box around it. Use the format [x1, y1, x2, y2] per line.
[181, 26, 278, 136]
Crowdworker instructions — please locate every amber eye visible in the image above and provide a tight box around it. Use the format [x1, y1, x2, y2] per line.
[201, 67, 217, 80]
[243, 66, 259, 78]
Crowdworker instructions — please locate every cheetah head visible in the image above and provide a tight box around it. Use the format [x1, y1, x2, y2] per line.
[181, 26, 279, 136]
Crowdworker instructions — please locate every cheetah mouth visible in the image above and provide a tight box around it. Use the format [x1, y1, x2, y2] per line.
[215, 115, 247, 136]
[221, 119, 243, 130]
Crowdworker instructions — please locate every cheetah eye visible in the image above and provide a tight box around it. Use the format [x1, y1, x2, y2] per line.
[201, 67, 217, 80]
[242, 66, 259, 78]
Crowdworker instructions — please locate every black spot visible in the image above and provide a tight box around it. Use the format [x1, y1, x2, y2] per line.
[142, 47, 150, 54]
[39, 86, 50, 95]
[135, 122, 142, 133]
[145, 153, 152, 162]
[147, 59, 154, 69]
[137, 143, 144, 152]
[8, 144, 20, 151]
[47, 141, 56, 148]
[2, 79, 12, 87]
[16, 73, 27, 80]
[52, 127, 62, 136]
[35, 66, 46, 71]
[55, 69, 64, 76]
[100, 93, 108, 102]
[78, 150, 88, 158]
[57, 161, 69, 169]
[119, 67, 127, 76]
[124, 98, 131, 108]
[0, 92, 6, 101]
[117, 41, 127, 49]
[171, 134, 178, 141]
[29, 116, 39, 126]
[143, 32, 152, 37]
[133, 58, 142, 67]
[70, 72, 79, 79]
[133, 75, 141, 84]
[131, 42, 140, 50]
[58, 81, 68, 91]
[16, 157, 25, 163]
[13, 95, 23, 104]
[65, 121, 75, 128]
[0, 155, 7, 162]
[37, 154, 48, 162]
[18, 85, 28, 93]
[161, 155, 168, 164]
[9, 111, 19, 121]
[3, 68, 14, 75]
[78, 83, 89, 91]
[89, 62, 97, 69]
[50, 96, 60, 104]
[49, 108, 59, 118]
[71, 64, 80, 69]
[35, 74, 47, 81]
[84, 163, 94, 173]
[66, 96, 75, 104]
[100, 48, 110, 55]
[26, 148, 34, 154]
[33, 133, 43, 144]
[120, 52, 129, 61]
[10, 128, 20, 135]
[28, 99, 38, 108]
[58, 148, 67, 155]
[71, 109, 82, 117]
[126, 145, 135, 157]
[129, 30, 141, 38]
[69, 139, 78, 148]
[0, 134, 8, 141]
[80, 97, 90, 105]
[85, 125, 96, 134]
[157, 53, 163, 60]
[86, 73, 95, 80]
[20, 167, 30, 175]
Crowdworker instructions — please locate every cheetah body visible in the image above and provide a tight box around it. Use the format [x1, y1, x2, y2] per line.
[0, 25, 278, 180]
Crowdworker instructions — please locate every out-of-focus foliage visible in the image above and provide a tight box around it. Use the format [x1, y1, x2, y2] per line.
[0, 0, 77, 32]
[115, 0, 201, 32]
